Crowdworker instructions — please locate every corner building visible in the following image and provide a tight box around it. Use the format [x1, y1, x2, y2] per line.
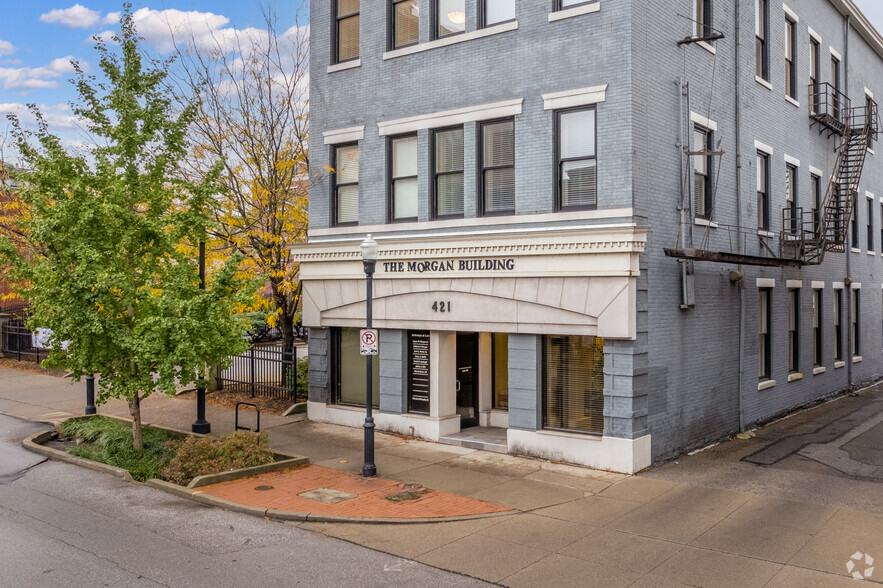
[295, 0, 883, 474]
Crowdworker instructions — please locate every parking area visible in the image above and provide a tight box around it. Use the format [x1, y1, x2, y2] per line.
[645, 382, 883, 513]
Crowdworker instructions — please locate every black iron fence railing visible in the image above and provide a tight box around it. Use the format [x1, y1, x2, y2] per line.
[218, 346, 299, 400]
[0, 323, 48, 363]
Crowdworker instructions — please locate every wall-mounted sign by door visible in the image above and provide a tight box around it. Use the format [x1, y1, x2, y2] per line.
[408, 331, 431, 414]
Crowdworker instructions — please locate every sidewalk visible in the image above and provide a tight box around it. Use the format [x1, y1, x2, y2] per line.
[1, 366, 881, 587]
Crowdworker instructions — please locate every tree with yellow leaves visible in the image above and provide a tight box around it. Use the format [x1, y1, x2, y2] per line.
[166, 1, 311, 355]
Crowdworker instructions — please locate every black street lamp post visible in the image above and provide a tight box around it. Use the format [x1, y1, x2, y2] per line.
[361, 235, 378, 478]
[192, 239, 211, 434]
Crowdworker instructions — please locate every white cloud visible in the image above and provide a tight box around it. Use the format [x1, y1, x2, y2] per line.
[40, 4, 102, 29]
[102, 12, 120, 26]
[1, 103, 79, 129]
[0, 40, 15, 57]
[0, 56, 80, 92]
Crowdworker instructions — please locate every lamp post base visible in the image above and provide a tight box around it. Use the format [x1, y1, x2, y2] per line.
[192, 387, 211, 434]
[362, 416, 376, 477]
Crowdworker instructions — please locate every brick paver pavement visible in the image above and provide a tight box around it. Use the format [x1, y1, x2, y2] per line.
[200, 464, 512, 519]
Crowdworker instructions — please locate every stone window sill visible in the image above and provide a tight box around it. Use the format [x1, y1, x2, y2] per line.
[327, 59, 360, 74]
[758, 379, 776, 391]
[813, 366, 826, 375]
[853, 356, 863, 363]
[787, 372, 803, 382]
[383, 21, 517, 60]
[548, 2, 600, 22]
[756, 76, 773, 91]
[785, 95, 800, 108]
[834, 360, 846, 368]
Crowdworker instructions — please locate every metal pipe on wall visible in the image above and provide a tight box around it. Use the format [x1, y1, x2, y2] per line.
[735, 0, 747, 432]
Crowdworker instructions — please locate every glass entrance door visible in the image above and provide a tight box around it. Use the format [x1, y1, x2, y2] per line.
[456, 332, 479, 428]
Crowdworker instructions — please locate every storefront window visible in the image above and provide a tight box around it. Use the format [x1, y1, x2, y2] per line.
[492, 333, 508, 409]
[543, 335, 604, 434]
[335, 327, 379, 407]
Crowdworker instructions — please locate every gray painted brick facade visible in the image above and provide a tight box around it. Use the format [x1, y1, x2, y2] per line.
[308, 0, 883, 462]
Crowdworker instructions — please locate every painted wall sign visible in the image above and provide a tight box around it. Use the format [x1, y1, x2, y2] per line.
[382, 258, 515, 274]
[408, 331, 431, 414]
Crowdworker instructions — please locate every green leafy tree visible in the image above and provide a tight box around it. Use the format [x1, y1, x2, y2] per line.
[1, 6, 253, 449]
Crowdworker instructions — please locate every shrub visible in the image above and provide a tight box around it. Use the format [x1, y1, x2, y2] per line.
[160, 430, 275, 485]
[57, 416, 180, 482]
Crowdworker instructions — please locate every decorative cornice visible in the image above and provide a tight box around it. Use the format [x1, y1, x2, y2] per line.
[291, 226, 647, 263]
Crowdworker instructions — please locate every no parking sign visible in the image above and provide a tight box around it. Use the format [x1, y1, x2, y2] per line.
[360, 329, 379, 355]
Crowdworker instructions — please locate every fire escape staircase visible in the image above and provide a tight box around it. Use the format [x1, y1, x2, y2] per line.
[781, 84, 879, 265]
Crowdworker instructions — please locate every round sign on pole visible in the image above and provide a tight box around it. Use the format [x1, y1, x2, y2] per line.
[360, 329, 379, 355]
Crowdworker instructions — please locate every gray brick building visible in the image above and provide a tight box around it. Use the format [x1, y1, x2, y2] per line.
[293, 0, 882, 473]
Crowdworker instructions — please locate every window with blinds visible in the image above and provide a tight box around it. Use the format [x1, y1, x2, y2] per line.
[756, 152, 769, 230]
[834, 289, 843, 361]
[436, 0, 465, 38]
[813, 288, 822, 367]
[693, 127, 712, 219]
[557, 108, 597, 210]
[788, 288, 799, 373]
[852, 290, 861, 357]
[393, 0, 419, 49]
[335, 0, 359, 62]
[335, 328, 379, 407]
[334, 144, 359, 225]
[482, 119, 515, 215]
[543, 335, 604, 435]
[759, 288, 771, 380]
[484, 0, 515, 27]
[391, 134, 418, 220]
[785, 164, 797, 234]
[785, 16, 796, 99]
[434, 127, 464, 217]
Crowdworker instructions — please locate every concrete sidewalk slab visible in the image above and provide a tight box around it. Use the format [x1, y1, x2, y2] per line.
[556, 529, 684, 574]
[416, 533, 549, 584]
[476, 513, 593, 552]
[501, 553, 641, 588]
[650, 547, 783, 588]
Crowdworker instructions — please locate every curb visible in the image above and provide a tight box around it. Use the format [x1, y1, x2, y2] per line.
[22, 431, 136, 483]
[21, 420, 514, 525]
[187, 455, 309, 488]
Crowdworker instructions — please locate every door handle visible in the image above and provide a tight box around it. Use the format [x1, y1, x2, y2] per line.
[455, 380, 461, 392]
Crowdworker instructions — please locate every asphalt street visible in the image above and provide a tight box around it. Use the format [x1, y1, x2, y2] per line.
[0, 414, 488, 588]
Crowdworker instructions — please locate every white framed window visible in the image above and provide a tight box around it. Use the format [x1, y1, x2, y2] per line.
[390, 134, 418, 221]
[333, 144, 359, 225]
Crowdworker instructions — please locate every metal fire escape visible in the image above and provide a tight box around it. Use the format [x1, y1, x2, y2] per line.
[666, 83, 879, 268]
[780, 83, 879, 265]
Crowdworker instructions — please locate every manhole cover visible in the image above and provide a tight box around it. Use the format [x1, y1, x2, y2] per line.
[298, 488, 358, 504]
[254, 485, 274, 491]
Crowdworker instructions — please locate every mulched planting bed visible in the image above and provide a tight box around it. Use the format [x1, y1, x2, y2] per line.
[0, 358, 67, 377]
[178, 387, 300, 416]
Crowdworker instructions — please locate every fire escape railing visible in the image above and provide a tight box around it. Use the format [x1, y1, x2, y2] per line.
[781, 85, 879, 265]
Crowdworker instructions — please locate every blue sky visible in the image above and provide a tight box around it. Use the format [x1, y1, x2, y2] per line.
[0, 1, 305, 152]
[1, 1, 882, 154]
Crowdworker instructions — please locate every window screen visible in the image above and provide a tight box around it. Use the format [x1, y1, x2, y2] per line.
[393, 0, 419, 48]
[335, 145, 359, 224]
[558, 108, 597, 209]
[482, 120, 515, 214]
[435, 127, 464, 216]
[392, 135, 418, 220]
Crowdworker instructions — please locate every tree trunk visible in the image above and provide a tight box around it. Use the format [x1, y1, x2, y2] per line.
[128, 392, 143, 451]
